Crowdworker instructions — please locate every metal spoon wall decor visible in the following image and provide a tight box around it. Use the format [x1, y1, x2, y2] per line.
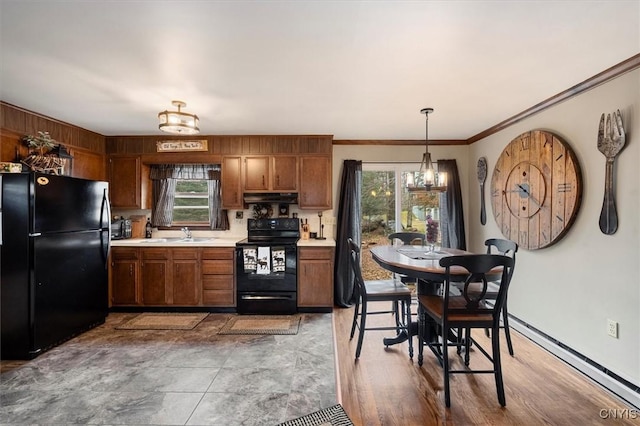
[597, 109, 626, 235]
[477, 157, 488, 225]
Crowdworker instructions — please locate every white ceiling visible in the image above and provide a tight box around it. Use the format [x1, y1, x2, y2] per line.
[1, 1, 638, 140]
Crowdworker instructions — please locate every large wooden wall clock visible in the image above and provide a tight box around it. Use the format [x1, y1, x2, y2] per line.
[490, 130, 583, 250]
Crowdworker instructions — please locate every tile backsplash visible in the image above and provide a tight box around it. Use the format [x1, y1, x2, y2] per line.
[112, 207, 334, 240]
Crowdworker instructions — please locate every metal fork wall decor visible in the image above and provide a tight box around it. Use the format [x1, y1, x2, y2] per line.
[597, 109, 626, 235]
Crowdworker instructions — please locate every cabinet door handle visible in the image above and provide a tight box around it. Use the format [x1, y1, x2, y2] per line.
[262, 175, 265, 186]
[276, 175, 280, 185]
[129, 264, 133, 276]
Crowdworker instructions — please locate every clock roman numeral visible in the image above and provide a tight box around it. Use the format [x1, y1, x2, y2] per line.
[520, 231, 527, 241]
[521, 139, 530, 150]
[555, 153, 564, 161]
[556, 214, 564, 222]
[492, 189, 500, 197]
[557, 183, 572, 192]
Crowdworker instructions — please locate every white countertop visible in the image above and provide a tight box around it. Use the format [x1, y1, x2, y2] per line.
[297, 238, 336, 247]
[111, 237, 336, 248]
[111, 237, 240, 247]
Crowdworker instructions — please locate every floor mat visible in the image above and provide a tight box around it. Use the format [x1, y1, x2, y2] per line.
[218, 315, 300, 335]
[115, 313, 208, 330]
[276, 404, 354, 426]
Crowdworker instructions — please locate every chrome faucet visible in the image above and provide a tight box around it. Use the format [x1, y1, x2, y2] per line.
[181, 227, 192, 239]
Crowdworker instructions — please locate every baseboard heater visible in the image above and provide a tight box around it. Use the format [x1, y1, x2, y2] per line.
[507, 313, 639, 409]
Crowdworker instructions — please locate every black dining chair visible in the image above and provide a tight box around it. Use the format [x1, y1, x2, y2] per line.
[482, 238, 518, 356]
[347, 238, 413, 359]
[417, 254, 515, 407]
[387, 231, 425, 291]
[388, 232, 425, 247]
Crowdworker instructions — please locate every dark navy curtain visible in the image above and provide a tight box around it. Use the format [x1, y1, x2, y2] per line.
[438, 159, 466, 250]
[333, 160, 362, 307]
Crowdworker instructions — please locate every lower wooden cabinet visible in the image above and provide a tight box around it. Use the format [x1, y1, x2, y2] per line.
[111, 248, 140, 305]
[172, 249, 201, 305]
[110, 246, 235, 308]
[298, 246, 334, 308]
[141, 248, 170, 305]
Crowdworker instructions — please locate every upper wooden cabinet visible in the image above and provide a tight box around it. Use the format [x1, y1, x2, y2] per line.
[244, 155, 298, 192]
[108, 156, 150, 209]
[272, 156, 298, 191]
[244, 156, 270, 191]
[221, 156, 243, 209]
[299, 155, 332, 210]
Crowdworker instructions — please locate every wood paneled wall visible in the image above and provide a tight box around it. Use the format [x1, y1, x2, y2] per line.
[105, 135, 333, 160]
[1, 102, 106, 180]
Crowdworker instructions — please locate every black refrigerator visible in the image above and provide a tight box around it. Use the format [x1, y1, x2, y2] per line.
[1, 172, 110, 359]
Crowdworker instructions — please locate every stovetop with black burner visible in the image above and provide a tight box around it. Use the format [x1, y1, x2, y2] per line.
[237, 218, 300, 246]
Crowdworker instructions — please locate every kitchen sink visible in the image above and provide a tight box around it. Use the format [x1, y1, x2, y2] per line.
[176, 237, 214, 243]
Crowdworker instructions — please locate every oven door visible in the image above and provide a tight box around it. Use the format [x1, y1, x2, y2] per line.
[235, 244, 297, 314]
[237, 292, 296, 315]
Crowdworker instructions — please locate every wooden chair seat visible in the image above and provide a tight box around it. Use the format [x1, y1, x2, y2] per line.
[418, 294, 493, 324]
[364, 280, 413, 300]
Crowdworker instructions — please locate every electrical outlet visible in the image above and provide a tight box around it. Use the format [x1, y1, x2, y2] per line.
[607, 319, 618, 338]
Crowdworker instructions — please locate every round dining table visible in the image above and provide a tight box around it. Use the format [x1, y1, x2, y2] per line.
[369, 245, 495, 347]
[369, 245, 472, 284]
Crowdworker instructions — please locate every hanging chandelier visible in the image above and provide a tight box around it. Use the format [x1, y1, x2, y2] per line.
[406, 107, 446, 192]
[158, 100, 200, 135]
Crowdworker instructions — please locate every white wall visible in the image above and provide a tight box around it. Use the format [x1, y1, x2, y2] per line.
[331, 69, 639, 391]
[468, 69, 640, 387]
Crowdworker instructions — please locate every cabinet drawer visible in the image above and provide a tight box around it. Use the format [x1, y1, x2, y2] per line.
[142, 248, 170, 260]
[202, 260, 234, 275]
[202, 248, 234, 260]
[112, 248, 139, 260]
[172, 248, 199, 260]
[202, 290, 234, 305]
[298, 247, 334, 260]
[203, 275, 234, 290]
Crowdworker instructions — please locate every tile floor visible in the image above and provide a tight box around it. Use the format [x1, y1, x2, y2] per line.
[0, 312, 337, 425]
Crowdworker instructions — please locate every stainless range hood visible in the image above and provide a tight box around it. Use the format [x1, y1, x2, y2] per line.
[243, 192, 298, 204]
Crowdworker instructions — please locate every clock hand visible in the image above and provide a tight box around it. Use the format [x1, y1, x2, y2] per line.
[516, 184, 530, 195]
[516, 184, 543, 207]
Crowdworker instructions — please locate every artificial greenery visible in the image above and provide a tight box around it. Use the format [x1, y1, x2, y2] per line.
[23, 131, 59, 154]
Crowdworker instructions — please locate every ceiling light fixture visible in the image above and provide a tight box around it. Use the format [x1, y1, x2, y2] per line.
[158, 100, 199, 135]
[406, 107, 446, 192]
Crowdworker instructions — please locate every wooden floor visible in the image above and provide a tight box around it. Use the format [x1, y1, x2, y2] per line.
[333, 302, 636, 425]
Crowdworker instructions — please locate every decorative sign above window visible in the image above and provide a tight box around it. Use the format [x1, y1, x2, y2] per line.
[156, 140, 208, 152]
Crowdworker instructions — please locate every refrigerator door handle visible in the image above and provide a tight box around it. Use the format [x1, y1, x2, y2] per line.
[100, 188, 111, 268]
[29, 232, 42, 237]
[100, 189, 111, 230]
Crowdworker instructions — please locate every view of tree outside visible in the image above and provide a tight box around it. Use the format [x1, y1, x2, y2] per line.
[172, 180, 210, 223]
[361, 167, 441, 280]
